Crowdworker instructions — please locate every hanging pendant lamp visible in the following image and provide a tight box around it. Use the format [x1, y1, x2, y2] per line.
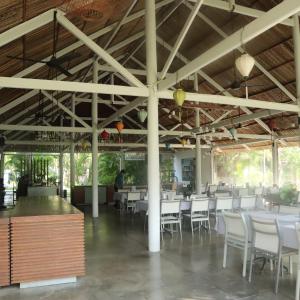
[115, 120, 124, 133]
[229, 127, 237, 139]
[235, 53, 255, 78]
[100, 130, 110, 141]
[137, 109, 147, 123]
[181, 137, 187, 146]
[173, 88, 186, 107]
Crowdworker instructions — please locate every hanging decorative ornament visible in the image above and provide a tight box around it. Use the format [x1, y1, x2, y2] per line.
[229, 128, 237, 139]
[235, 53, 255, 79]
[181, 138, 187, 146]
[115, 120, 124, 133]
[100, 130, 110, 141]
[81, 139, 91, 151]
[137, 109, 148, 123]
[173, 88, 186, 122]
[173, 88, 186, 107]
[186, 138, 191, 145]
[268, 119, 277, 131]
[115, 120, 124, 143]
[165, 143, 171, 150]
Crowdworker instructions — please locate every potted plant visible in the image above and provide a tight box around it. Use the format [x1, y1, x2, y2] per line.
[279, 184, 298, 206]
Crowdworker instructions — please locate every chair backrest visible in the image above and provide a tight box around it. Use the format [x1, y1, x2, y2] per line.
[216, 197, 233, 211]
[165, 191, 176, 201]
[240, 196, 257, 210]
[279, 205, 300, 214]
[191, 198, 209, 213]
[161, 200, 181, 215]
[215, 192, 230, 198]
[190, 194, 207, 200]
[127, 192, 141, 201]
[174, 194, 184, 200]
[255, 187, 264, 196]
[250, 216, 280, 254]
[223, 212, 247, 242]
[209, 185, 218, 193]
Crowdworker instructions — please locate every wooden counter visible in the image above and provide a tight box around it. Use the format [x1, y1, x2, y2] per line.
[0, 196, 85, 287]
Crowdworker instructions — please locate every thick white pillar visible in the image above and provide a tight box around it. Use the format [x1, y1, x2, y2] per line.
[70, 94, 75, 192]
[92, 58, 99, 218]
[272, 141, 279, 186]
[293, 15, 300, 122]
[59, 116, 64, 197]
[0, 149, 4, 178]
[195, 108, 202, 194]
[146, 0, 160, 252]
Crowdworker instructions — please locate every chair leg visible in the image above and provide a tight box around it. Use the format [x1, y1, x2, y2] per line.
[242, 245, 248, 278]
[289, 256, 293, 275]
[270, 259, 274, 271]
[296, 269, 300, 300]
[223, 242, 228, 269]
[179, 221, 182, 240]
[191, 219, 194, 236]
[249, 251, 255, 283]
[208, 218, 211, 233]
[275, 256, 281, 294]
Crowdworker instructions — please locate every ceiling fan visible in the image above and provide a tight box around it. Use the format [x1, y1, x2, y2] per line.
[7, 52, 80, 77]
[7, 12, 80, 77]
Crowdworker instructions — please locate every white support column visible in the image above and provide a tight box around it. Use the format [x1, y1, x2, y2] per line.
[59, 116, 64, 197]
[70, 94, 76, 194]
[293, 15, 300, 123]
[272, 141, 279, 186]
[92, 59, 99, 218]
[195, 108, 202, 194]
[146, 0, 160, 252]
[0, 149, 5, 178]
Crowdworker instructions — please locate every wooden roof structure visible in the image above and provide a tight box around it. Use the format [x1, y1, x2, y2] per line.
[0, 0, 300, 153]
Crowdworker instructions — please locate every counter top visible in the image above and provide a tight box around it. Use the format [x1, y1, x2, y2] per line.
[0, 196, 82, 218]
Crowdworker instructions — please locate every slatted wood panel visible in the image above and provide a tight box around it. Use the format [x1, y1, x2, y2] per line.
[11, 214, 85, 284]
[0, 218, 10, 287]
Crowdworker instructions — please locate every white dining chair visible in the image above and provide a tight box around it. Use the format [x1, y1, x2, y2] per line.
[240, 195, 257, 210]
[161, 200, 182, 240]
[215, 196, 233, 214]
[165, 191, 176, 201]
[249, 217, 297, 294]
[215, 192, 231, 198]
[126, 192, 141, 212]
[223, 212, 250, 277]
[190, 194, 207, 199]
[280, 205, 300, 215]
[239, 188, 249, 197]
[183, 198, 210, 235]
[295, 223, 300, 300]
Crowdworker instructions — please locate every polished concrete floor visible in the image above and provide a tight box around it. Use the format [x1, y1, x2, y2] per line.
[0, 206, 297, 299]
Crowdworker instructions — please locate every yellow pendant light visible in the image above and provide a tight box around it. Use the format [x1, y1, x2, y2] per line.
[173, 88, 186, 107]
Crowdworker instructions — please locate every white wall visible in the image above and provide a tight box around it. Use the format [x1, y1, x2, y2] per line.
[174, 149, 212, 184]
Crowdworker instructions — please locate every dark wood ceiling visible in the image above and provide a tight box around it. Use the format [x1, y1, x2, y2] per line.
[0, 0, 299, 152]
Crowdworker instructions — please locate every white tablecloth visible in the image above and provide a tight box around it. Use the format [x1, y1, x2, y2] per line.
[216, 210, 299, 249]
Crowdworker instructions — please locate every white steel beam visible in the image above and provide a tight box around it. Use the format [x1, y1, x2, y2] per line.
[56, 11, 145, 88]
[160, 0, 204, 79]
[1, 0, 173, 89]
[188, 0, 294, 27]
[0, 9, 57, 48]
[293, 15, 300, 118]
[159, 0, 300, 90]
[98, 97, 147, 128]
[187, 4, 297, 102]
[42, 91, 91, 129]
[158, 90, 300, 112]
[0, 77, 149, 97]
[156, 37, 272, 134]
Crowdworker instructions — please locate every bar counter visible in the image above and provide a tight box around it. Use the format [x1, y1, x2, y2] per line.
[0, 196, 85, 288]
